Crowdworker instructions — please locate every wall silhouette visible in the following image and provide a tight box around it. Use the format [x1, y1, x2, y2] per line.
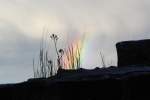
[116, 39, 150, 67]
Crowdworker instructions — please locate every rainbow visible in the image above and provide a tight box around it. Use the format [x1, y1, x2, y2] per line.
[61, 32, 92, 69]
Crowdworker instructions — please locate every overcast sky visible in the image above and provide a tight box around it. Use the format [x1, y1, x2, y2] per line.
[1, 0, 150, 83]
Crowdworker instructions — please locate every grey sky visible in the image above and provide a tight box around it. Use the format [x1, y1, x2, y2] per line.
[0, 0, 150, 83]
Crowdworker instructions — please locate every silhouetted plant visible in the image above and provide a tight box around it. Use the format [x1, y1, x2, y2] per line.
[99, 51, 106, 68]
[33, 48, 55, 78]
[33, 33, 82, 78]
[50, 34, 63, 69]
[33, 33, 65, 78]
[33, 32, 55, 78]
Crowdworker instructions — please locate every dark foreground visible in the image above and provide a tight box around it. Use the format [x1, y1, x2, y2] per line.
[1, 66, 150, 100]
[1, 39, 150, 100]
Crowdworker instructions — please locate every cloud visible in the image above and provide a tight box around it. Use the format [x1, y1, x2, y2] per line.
[0, 20, 40, 83]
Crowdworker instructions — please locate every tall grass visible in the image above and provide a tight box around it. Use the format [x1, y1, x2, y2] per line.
[62, 44, 81, 69]
[33, 33, 82, 78]
[33, 48, 55, 78]
[99, 51, 106, 68]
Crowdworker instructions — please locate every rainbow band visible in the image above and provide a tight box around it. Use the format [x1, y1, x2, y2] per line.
[61, 32, 92, 69]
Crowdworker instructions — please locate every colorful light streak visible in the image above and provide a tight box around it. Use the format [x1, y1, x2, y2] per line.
[61, 32, 92, 69]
